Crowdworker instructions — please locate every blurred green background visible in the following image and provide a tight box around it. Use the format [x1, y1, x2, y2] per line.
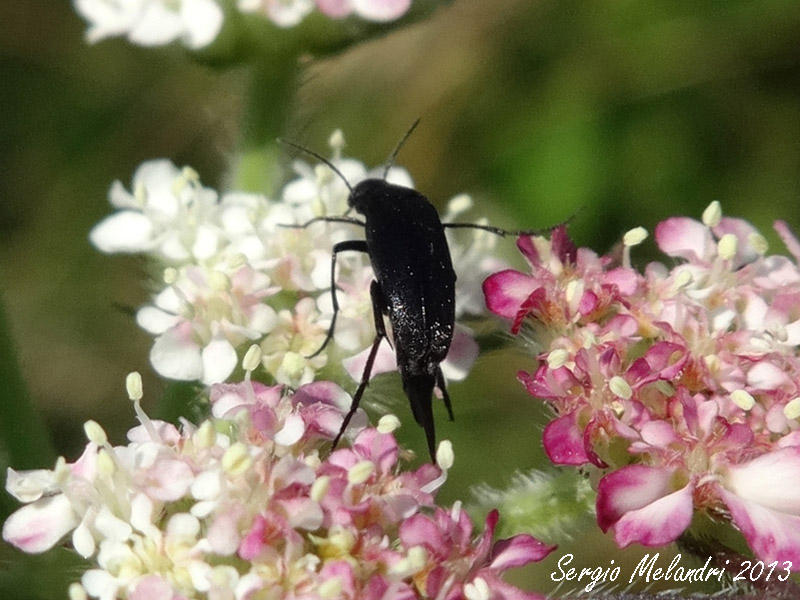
[2, 0, 800, 597]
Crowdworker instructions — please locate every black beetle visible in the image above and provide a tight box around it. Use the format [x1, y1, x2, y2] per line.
[341, 177, 456, 461]
[282, 128, 535, 460]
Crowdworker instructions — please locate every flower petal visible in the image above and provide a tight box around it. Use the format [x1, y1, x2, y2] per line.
[181, 0, 224, 49]
[723, 447, 800, 516]
[774, 220, 800, 263]
[129, 575, 175, 600]
[489, 534, 556, 570]
[274, 414, 305, 446]
[597, 466, 693, 547]
[352, 0, 412, 21]
[747, 361, 792, 391]
[440, 327, 479, 381]
[343, 339, 396, 381]
[474, 571, 550, 600]
[5, 468, 58, 503]
[201, 336, 238, 385]
[482, 270, 538, 320]
[2, 494, 78, 553]
[315, 0, 351, 18]
[89, 211, 154, 253]
[136, 306, 181, 335]
[655, 217, 714, 262]
[542, 413, 591, 466]
[597, 465, 678, 529]
[399, 513, 447, 558]
[719, 488, 800, 567]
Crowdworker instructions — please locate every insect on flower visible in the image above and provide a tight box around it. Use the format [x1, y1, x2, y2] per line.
[281, 122, 540, 460]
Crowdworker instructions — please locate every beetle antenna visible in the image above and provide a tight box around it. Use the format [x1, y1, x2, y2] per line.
[382, 119, 421, 180]
[278, 138, 354, 194]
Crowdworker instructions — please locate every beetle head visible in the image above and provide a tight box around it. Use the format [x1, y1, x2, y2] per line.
[348, 178, 396, 214]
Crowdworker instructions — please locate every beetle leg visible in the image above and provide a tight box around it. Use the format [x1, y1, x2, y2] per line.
[277, 216, 365, 229]
[443, 218, 574, 237]
[442, 222, 547, 236]
[307, 239, 369, 359]
[436, 368, 454, 422]
[333, 280, 387, 449]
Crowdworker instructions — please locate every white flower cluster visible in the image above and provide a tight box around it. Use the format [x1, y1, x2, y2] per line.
[73, 0, 414, 48]
[90, 133, 496, 390]
[2, 373, 429, 599]
[74, 0, 226, 49]
[3, 373, 553, 600]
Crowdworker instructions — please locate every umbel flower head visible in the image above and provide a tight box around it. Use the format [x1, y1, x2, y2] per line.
[73, 0, 414, 48]
[89, 133, 489, 391]
[483, 202, 800, 566]
[2, 371, 554, 600]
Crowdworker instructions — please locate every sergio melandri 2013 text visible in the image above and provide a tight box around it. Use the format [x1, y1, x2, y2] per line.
[550, 552, 793, 593]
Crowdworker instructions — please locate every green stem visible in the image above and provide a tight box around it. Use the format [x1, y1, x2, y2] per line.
[0, 292, 56, 517]
[227, 60, 298, 194]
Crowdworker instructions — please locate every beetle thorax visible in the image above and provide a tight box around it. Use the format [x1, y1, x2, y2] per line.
[348, 179, 402, 214]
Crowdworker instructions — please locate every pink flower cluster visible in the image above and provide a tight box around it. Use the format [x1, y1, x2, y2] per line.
[484, 204, 800, 566]
[3, 378, 553, 599]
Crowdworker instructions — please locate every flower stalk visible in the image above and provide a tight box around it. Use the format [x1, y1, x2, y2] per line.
[0, 296, 56, 486]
